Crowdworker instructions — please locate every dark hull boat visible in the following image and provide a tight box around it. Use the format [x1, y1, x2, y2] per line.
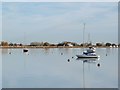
[23, 48, 28, 52]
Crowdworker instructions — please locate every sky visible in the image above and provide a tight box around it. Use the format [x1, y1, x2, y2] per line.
[2, 2, 118, 44]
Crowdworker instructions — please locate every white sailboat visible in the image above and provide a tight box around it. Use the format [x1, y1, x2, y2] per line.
[76, 23, 100, 58]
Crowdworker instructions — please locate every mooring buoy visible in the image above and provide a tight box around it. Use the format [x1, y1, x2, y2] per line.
[61, 53, 63, 55]
[68, 59, 70, 62]
[97, 63, 100, 67]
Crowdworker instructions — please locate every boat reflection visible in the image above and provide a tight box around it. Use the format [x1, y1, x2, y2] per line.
[76, 57, 100, 88]
[23, 51, 29, 55]
[76, 57, 100, 64]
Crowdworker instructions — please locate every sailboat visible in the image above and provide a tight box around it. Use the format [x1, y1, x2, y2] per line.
[76, 23, 100, 58]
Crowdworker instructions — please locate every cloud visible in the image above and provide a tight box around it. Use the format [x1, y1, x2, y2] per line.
[2, 2, 118, 43]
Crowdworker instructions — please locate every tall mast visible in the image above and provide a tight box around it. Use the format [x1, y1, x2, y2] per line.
[88, 33, 90, 43]
[83, 23, 85, 49]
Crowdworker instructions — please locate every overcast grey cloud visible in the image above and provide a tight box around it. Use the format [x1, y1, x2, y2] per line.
[2, 2, 118, 44]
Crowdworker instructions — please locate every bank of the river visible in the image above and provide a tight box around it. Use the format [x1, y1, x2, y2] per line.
[0, 46, 119, 49]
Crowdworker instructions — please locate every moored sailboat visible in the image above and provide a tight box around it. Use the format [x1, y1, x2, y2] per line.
[76, 23, 100, 58]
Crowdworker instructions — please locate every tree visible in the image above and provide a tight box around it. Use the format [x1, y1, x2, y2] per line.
[13, 43, 17, 46]
[1, 41, 9, 46]
[57, 43, 64, 46]
[105, 43, 112, 46]
[19, 43, 23, 46]
[96, 43, 102, 47]
[118, 44, 120, 47]
[43, 42, 50, 46]
[30, 42, 43, 46]
[9, 43, 13, 46]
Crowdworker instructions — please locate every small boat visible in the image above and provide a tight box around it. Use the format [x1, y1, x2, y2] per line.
[76, 47, 100, 58]
[23, 48, 28, 52]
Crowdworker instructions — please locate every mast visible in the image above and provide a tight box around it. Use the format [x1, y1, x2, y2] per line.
[83, 23, 85, 50]
[88, 33, 90, 43]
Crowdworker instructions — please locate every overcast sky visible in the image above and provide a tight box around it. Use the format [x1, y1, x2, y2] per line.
[2, 2, 118, 44]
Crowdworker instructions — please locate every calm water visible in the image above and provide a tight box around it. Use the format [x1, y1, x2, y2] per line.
[2, 48, 118, 88]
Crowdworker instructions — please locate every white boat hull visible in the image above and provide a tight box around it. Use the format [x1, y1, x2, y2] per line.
[76, 54, 100, 58]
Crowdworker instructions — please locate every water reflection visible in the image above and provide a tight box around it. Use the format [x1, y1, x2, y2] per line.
[76, 58, 100, 64]
[43, 48, 50, 54]
[1, 49, 9, 54]
[106, 48, 111, 56]
[76, 58, 100, 88]
[2, 48, 117, 88]
[23, 52, 29, 55]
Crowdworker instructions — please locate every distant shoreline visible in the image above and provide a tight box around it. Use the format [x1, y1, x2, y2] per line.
[0, 46, 119, 49]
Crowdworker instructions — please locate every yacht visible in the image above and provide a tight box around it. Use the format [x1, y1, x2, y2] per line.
[76, 47, 100, 58]
[76, 23, 100, 58]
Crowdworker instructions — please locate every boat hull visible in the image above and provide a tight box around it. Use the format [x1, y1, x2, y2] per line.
[76, 55, 100, 58]
[23, 49, 28, 52]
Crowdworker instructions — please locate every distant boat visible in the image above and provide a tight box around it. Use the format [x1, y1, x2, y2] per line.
[23, 33, 29, 53]
[23, 48, 28, 53]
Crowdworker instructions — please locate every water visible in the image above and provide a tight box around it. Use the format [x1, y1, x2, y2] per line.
[2, 48, 118, 88]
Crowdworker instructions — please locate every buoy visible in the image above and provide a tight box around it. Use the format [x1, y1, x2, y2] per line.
[97, 63, 100, 67]
[68, 59, 70, 62]
[106, 54, 107, 56]
[9, 52, 11, 54]
[61, 53, 63, 55]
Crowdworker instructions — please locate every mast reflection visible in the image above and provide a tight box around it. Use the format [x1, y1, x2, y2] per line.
[76, 57, 100, 88]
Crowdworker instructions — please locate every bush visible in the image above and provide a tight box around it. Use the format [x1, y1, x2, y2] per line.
[43, 42, 50, 46]
[9, 43, 13, 46]
[106, 43, 112, 46]
[96, 43, 103, 46]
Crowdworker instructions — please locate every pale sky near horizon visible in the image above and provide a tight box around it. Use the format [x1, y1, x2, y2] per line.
[2, 2, 118, 44]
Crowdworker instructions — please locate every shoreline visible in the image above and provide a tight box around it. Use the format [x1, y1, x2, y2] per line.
[0, 46, 119, 49]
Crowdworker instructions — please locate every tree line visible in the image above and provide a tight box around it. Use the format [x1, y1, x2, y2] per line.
[0, 41, 120, 47]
